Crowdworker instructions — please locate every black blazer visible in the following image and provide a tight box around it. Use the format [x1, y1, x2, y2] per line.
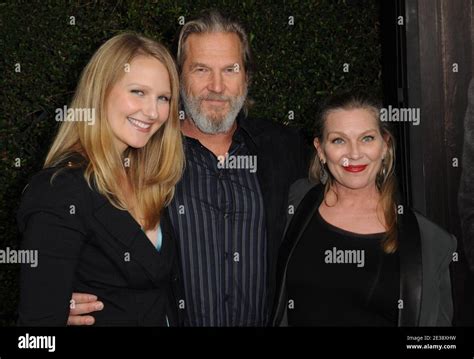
[16, 164, 184, 326]
[238, 115, 310, 310]
[271, 179, 457, 326]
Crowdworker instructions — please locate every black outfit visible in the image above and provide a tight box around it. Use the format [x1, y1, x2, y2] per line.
[272, 179, 457, 327]
[167, 113, 310, 326]
[286, 210, 399, 326]
[16, 159, 183, 326]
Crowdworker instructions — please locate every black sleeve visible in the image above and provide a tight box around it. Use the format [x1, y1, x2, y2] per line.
[459, 78, 474, 272]
[16, 169, 88, 326]
[295, 128, 313, 179]
[436, 234, 457, 326]
[162, 209, 186, 327]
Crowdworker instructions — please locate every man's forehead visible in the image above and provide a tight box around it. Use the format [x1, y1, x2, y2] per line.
[185, 32, 243, 63]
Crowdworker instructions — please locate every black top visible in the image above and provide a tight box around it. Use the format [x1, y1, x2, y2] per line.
[286, 209, 399, 326]
[168, 126, 268, 326]
[16, 161, 183, 326]
[272, 179, 456, 327]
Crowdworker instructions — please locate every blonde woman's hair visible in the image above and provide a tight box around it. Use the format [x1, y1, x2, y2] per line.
[45, 32, 184, 230]
[309, 92, 398, 253]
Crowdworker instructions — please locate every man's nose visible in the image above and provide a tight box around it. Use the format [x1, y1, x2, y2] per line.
[207, 71, 224, 93]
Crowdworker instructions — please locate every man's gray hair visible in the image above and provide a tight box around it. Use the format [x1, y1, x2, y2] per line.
[177, 10, 254, 83]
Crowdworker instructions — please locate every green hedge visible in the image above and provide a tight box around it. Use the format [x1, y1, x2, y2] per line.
[0, 0, 381, 326]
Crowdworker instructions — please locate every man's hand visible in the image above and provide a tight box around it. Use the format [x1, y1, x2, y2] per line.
[67, 293, 104, 326]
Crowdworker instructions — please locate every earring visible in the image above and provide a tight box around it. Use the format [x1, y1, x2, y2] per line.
[320, 159, 328, 185]
[381, 158, 387, 178]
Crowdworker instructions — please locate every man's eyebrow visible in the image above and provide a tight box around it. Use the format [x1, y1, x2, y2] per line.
[189, 62, 241, 70]
[189, 62, 209, 69]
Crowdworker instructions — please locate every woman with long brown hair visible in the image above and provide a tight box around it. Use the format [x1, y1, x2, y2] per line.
[271, 92, 456, 326]
[17, 33, 184, 326]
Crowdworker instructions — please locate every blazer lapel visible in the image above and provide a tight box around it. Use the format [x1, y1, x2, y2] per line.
[91, 192, 165, 287]
[397, 208, 423, 326]
[279, 185, 324, 265]
[238, 117, 283, 304]
[271, 185, 323, 325]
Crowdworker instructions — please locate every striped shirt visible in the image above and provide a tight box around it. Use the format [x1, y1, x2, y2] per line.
[168, 128, 268, 326]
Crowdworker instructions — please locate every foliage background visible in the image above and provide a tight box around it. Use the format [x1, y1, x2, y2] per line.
[0, 0, 381, 325]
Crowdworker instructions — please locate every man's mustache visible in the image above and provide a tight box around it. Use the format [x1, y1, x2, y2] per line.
[199, 94, 232, 102]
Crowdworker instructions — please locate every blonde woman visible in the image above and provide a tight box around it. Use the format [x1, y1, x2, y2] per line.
[271, 93, 456, 326]
[17, 33, 184, 326]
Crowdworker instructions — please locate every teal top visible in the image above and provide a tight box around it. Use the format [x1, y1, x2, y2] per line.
[141, 224, 163, 252]
[156, 224, 163, 252]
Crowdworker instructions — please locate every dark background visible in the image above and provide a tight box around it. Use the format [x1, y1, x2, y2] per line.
[0, 0, 472, 326]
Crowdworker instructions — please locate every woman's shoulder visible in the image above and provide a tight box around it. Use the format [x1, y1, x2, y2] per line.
[288, 178, 320, 209]
[17, 156, 91, 233]
[19, 155, 91, 214]
[412, 210, 457, 252]
[24, 162, 88, 196]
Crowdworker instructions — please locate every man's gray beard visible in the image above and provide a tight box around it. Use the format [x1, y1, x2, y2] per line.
[181, 87, 247, 134]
